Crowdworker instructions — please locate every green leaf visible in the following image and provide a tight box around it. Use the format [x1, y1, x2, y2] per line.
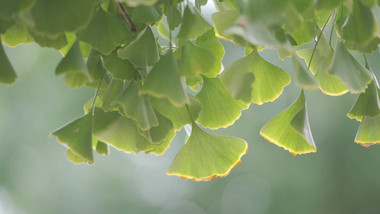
[117, 0, 159, 7]
[116, 82, 159, 130]
[179, 41, 216, 77]
[344, 37, 380, 54]
[28, 29, 68, 49]
[221, 51, 291, 104]
[167, 123, 248, 181]
[60, 33, 91, 58]
[176, 4, 212, 45]
[196, 77, 249, 129]
[0, 0, 35, 18]
[1, 23, 33, 47]
[103, 51, 138, 80]
[315, 0, 342, 10]
[342, 0, 376, 46]
[65, 149, 88, 164]
[327, 41, 372, 93]
[95, 141, 109, 156]
[140, 51, 189, 107]
[78, 8, 132, 55]
[92, 108, 150, 153]
[347, 81, 380, 121]
[52, 113, 94, 164]
[0, 40, 18, 84]
[246, 0, 289, 26]
[131, 5, 162, 25]
[355, 114, 380, 147]
[195, 29, 225, 77]
[55, 41, 91, 88]
[260, 90, 316, 155]
[101, 79, 125, 111]
[292, 55, 319, 90]
[27, 0, 96, 37]
[149, 111, 174, 143]
[212, 10, 241, 41]
[117, 26, 159, 68]
[150, 94, 201, 130]
[290, 19, 315, 46]
[0, 16, 15, 34]
[145, 130, 176, 156]
[164, 2, 182, 30]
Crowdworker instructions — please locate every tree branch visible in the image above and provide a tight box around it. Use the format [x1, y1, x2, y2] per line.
[116, 1, 137, 32]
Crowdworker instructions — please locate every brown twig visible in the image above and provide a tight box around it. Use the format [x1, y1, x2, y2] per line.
[116, 1, 137, 32]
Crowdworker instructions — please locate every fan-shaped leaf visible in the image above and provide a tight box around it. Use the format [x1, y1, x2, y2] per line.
[1, 23, 33, 47]
[196, 77, 249, 129]
[78, 8, 131, 55]
[167, 123, 248, 181]
[212, 10, 240, 41]
[260, 90, 316, 155]
[0, 16, 14, 34]
[55, 41, 91, 88]
[315, 0, 342, 10]
[221, 51, 290, 104]
[292, 55, 319, 90]
[52, 113, 93, 164]
[117, 0, 159, 7]
[116, 82, 158, 130]
[117, 26, 159, 67]
[0, 40, 17, 84]
[145, 130, 176, 156]
[140, 51, 189, 107]
[101, 79, 125, 112]
[347, 81, 380, 121]
[131, 5, 162, 25]
[28, 29, 67, 49]
[103, 51, 138, 80]
[355, 114, 380, 147]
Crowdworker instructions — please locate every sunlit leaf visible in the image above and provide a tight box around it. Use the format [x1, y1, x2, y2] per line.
[145, 130, 176, 156]
[78, 8, 131, 55]
[52, 113, 93, 164]
[167, 123, 248, 181]
[149, 111, 174, 143]
[196, 77, 249, 129]
[150, 95, 201, 130]
[101, 79, 125, 112]
[28, 29, 67, 49]
[212, 10, 241, 41]
[116, 82, 159, 130]
[1, 23, 33, 47]
[221, 51, 291, 104]
[347, 81, 380, 121]
[65, 149, 88, 164]
[55, 41, 91, 88]
[355, 114, 380, 147]
[103, 51, 138, 80]
[315, 0, 342, 10]
[260, 90, 316, 155]
[0, 40, 18, 84]
[327, 41, 372, 93]
[140, 51, 189, 107]
[292, 55, 319, 90]
[176, 4, 212, 45]
[117, 0, 159, 7]
[117, 26, 159, 67]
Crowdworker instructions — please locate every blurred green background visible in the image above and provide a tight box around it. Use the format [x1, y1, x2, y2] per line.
[1, 5, 380, 214]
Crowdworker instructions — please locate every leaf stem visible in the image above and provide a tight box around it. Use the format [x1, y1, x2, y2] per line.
[185, 104, 195, 124]
[91, 70, 107, 115]
[307, 11, 333, 70]
[116, 1, 137, 32]
[329, 11, 337, 48]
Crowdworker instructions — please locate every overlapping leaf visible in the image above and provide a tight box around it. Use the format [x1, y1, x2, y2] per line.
[103, 51, 138, 80]
[260, 91, 316, 155]
[0, 40, 17, 84]
[179, 41, 215, 77]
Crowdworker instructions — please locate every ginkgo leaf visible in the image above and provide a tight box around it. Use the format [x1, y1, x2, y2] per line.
[95, 141, 109, 156]
[176, 4, 212, 45]
[195, 29, 225, 77]
[344, 37, 380, 54]
[55, 41, 91, 88]
[27, 0, 96, 37]
[164, 2, 182, 30]
[247, 0, 289, 26]
[1, 23, 33, 47]
[101, 79, 125, 112]
[212, 10, 241, 41]
[342, 0, 376, 46]
[52, 113, 94, 164]
[260, 90, 316, 155]
[292, 55, 319, 90]
[0, 0, 35, 18]
[167, 123, 248, 181]
[131, 5, 162, 25]
[78, 8, 131, 55]
[60, 33, 91, 58]
[347, 81, 380, 121]
[221, 51, 291, 104]
[0, 40, 18, 84]
[145, 130, 176, 156]
[140, 51, 189, 107]
[28, 29, 68, 50]
[150, 94, 201, 130]
[65, 149, 88, 164]
[116, 82, 159, 130]
[355, 114, 380, 147]
[196, 77, 249, 129]
[0, 16, 14, 34]
[315, 0, 342, 10]
[117, 26, 159, 68]
[179, 41, 215, 77]
[149, 111, 174, 143]
[327, 41, 372, 93]
[92, 108, 150, 153]
[103, 51, 138, 80]
[117, 0, 159, 7]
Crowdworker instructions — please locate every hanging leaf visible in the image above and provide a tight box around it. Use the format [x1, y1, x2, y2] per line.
[101, 79, 125, 112]
[149, 111, 174, 143]
[55, 41, 91, 88]
[315, 0, 342, 10]
[1, 23, 33, 47]
[52, 113, 94, 164]
[145, 130, 176, 156]
[95, 141, 109, 156]
[327, 41, 372, 93]
[176, 4, 212, 45]
[78, 8, 131, 55]
[212, 10, 241, 41]
[103, 51, 138, 80]
[131, 5, 162, 25]
[150, 94, 201, 130]
[117, 0, 159, 7]
[116, 82, 159, 130]
[347, 81, 380, 121]
[92, 108, 150, 153]
[221, 51, 291, 104]
[65, 149, 88, 164]
[0, 16, 15, 34]
[140, 51, 189, 107]
[164, 2, 182, 30]
[167, 123, 248, 181]
[292, 55, 319, 90]
[0, 0, 35, 18]
[0, 39, 18, 84]
[117, 26, 159, 67]
[260, 90, 316, 155]
[355, 114, 380, 147]
[26, 0, 96, 37]
[28, 29, 68, 49]
[179, 41, 216, 77]
[196, 77, 249, 129]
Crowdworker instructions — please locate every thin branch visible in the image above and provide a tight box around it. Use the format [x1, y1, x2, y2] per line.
[116, 1, 137, 32]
